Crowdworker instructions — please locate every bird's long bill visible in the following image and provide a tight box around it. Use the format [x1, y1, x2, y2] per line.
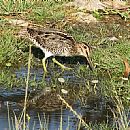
[85, 56, 94, 71]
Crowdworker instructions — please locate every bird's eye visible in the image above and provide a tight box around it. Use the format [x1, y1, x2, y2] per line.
[84, 46, 87, 49]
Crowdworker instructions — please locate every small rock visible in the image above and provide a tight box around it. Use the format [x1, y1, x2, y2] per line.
[58, 78, 65, 83]
[61, 89, 68, 94]
[72, 12, 97, 23]
[67, 0, 105, 11]
[91, 80, 99, 84]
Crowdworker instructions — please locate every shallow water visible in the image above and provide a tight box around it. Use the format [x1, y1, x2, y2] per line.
[15, 66, 89, 84]
[0, 67, 114, 130]
[0, 97, 113, 130]
[0, 101, 78, 130]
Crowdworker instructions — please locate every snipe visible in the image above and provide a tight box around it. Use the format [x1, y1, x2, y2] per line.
[19, 27, 93, 73]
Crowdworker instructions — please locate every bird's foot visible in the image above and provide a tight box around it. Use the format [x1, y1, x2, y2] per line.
[42, 58, 48, 74]
[52, 58, 72, 71]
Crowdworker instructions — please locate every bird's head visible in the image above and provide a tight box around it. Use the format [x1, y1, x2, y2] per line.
[76, 43, 94, 70]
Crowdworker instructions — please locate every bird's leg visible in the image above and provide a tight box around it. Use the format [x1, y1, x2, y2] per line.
[52, 58, 72, 70]
[42, 57, 47, 73]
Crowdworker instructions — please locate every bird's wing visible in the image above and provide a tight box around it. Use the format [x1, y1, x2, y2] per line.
[35, 33, 76, 55]
[27, 28, 76, 46]
[45, 30, 76, 46]
[27, 28, 77, 55]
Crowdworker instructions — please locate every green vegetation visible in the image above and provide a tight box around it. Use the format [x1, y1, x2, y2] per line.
[0, 0, 130, 130]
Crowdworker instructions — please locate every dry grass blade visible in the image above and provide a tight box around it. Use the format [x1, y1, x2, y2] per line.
[57, 94, 92, 130]
[23, 44, 32, 130]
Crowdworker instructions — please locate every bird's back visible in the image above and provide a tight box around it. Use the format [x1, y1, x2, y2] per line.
[27, 28, 77, 56]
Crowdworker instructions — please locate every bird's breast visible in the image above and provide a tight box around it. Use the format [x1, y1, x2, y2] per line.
[29, 37, 53, 58]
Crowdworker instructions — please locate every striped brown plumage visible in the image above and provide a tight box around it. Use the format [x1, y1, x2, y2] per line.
[19, 27, 93, 72]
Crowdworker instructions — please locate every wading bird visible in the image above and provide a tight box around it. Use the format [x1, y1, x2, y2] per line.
[19, 27, 93, 73]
